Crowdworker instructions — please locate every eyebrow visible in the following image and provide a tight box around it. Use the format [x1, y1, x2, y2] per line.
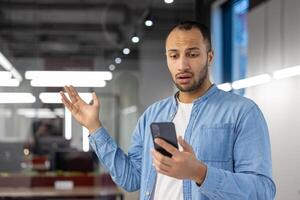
[186, 47, 200, 51]
[167, 47, 200, 52]
[167, 49, 178, 53]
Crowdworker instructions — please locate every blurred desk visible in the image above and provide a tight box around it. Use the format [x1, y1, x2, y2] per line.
[0, 173, 123, 199]
[0, 186, 123, 199]
[0, 173, 115, 187]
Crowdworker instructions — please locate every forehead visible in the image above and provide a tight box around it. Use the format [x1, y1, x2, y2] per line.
[165, 28, 205, 50]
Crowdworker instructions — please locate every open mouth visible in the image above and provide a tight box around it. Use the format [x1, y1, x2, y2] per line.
[176, 73, 193, 84]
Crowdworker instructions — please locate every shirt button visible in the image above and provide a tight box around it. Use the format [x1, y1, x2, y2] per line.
[146, 192, 150, 196]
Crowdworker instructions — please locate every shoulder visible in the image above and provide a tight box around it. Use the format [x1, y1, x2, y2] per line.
[211, 89, 262, 119]
[215, 89, 257, 109]
[143, 96, 173, 116]
[148, 96, 173, 110]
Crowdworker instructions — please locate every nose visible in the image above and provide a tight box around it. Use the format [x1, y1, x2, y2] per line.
[177, 56, 190, 71]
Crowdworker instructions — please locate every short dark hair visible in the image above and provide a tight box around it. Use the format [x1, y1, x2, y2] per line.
[167, 21, 212, 52]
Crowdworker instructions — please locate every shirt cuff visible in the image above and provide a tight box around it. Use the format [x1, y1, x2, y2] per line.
[89, 127, 112, 147]
[197, 165, 222, 198]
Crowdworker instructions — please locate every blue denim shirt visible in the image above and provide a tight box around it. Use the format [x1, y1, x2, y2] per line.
[89, 84, 276, 200]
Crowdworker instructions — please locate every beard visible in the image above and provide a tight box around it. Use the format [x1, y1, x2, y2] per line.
[174, 60, 209, 92]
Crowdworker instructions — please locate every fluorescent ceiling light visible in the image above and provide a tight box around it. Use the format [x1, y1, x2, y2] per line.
[82, 127, 90, 152]
[273, 65, 300, 79]
[25, 71, 110, 87]
[0, 52, 22, 81]
[0, 71, 12, 79]
[64, 108, 72, 140]
[54, 108, 64, 118]
[122, 105, 138, 115]
[30, 79, 106, 87]
[10, 68, 23, 82]
[232, 74, 272, 90]
[0, 93, 36, 104]
[39, 92, 93, 104]
[25, 71, 112, 81]
[0, 78, 20, 87]
[17, 108, 58, 119]
[217, 83, 232, 92]
[0, 52, 13, 71]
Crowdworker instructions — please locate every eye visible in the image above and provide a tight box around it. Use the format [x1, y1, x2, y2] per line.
[187, 52, 199, 58]
[169, 54, 179, 59]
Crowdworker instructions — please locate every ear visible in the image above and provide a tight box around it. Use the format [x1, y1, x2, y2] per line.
[207, 50, 214, 66]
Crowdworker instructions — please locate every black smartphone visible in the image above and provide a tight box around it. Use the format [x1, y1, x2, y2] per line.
[150, 122, 178, 157]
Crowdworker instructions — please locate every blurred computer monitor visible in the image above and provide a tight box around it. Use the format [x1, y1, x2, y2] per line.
[36, 136, 70, 155]
[53, 150, 98, 172]
[0, 142, 24, 172]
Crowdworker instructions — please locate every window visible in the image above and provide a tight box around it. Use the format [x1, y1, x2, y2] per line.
[212, 0, 249, 95]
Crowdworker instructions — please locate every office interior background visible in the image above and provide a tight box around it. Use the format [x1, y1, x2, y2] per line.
[0, 0, 299, 199]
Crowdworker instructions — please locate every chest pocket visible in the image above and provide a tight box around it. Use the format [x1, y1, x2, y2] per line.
[193, 124, 234, 164]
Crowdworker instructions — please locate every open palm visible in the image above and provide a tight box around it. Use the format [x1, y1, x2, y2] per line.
[60, 85, 101, 133]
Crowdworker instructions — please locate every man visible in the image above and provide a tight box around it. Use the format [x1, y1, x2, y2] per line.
[60, 21, 276, 199]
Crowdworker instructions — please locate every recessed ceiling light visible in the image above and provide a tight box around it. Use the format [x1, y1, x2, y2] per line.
[123, 48, 130, 55]
[115, 57, 122, 64]
[164, 0, 174, 4]
[145, 20, 153, 27]
[131, 36, 140, 43]
[109, 64, 116, 71]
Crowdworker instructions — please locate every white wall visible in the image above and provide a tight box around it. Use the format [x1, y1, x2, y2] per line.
[247, 0, 300, 199]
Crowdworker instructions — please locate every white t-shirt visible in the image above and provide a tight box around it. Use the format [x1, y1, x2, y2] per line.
[152, 100, 193, 200]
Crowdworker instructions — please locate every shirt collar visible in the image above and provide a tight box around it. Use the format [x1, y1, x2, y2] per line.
[172, 84, 218, 106]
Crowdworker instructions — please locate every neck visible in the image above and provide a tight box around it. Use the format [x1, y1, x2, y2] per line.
[178, 80, 212, 103]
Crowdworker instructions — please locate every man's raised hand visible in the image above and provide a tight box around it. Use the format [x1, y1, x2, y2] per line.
[60, 85, 102, 133]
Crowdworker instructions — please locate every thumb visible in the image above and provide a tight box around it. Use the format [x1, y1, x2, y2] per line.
[92, 92, 100, 107]
[178, 136, 193, 153]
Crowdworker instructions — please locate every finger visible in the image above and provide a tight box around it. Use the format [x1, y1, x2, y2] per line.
[154, 164, 169, 175]
[178, 136, 194, 153]
[60, 91, 73, 110]
[69, 85, 81, 100]
[60, 92, 75, 112]
[154, 138, 178, 156]
[64, 86, 77, 103]
[151, 151, 170, 174]
[151, 149, 173, 167]
[152, 155, 171, 172]
[92, 92, 100, 107]
[70, 85, 88, 105]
